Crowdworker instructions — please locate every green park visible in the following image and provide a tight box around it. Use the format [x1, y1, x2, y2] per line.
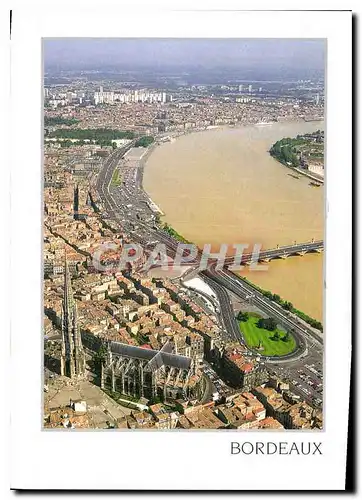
[237, 312, 297, 357]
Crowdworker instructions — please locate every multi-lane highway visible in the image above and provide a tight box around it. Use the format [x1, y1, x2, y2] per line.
[201, 274, 244, 344]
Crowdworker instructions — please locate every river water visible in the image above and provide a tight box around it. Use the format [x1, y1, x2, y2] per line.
[143, 121, 324, 322]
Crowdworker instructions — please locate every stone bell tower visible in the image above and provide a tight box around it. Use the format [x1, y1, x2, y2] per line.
[60, 254, 86, 378]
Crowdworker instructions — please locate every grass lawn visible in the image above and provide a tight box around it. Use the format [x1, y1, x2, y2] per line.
[111, 168, 122, 187]
[239, 314, 296, 357]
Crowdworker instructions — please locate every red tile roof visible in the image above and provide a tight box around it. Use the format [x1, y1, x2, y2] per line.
[140, 344, 152, 350]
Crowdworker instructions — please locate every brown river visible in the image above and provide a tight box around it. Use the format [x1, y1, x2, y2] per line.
[143, 121, 324, 322]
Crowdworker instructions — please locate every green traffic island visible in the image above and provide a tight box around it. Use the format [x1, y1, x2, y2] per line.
[111, 168, 122, 187]
[239, 277, 323, 332]
[237, 311, 297, 357]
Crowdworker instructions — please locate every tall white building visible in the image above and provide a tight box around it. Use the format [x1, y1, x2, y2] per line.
[94, 88, 115, 105]
[94, 88, 170, 106]
[66, 91, 75, 102]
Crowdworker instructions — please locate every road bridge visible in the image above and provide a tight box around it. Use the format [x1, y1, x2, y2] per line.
[224, 240, 323, 265]
[138, 237, 323, 269]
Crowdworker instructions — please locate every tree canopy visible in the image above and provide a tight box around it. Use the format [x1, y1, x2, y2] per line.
[44, 116, 79, 126]
[135, 136, 155, 147]
[237, 311, 249, 322]
[257, 317, 278, 331]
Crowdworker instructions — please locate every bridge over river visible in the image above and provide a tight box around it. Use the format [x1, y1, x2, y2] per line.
[223, 240, 323, 267]
[147, 237, 324, 269]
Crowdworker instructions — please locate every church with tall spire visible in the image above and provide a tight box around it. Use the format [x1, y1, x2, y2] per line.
[60, 254, 86, 378]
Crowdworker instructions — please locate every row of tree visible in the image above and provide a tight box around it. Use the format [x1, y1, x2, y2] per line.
[262, 291, 293, 311]
[261, 289, 322, 331]
[162, 223, 190, 244]
[44, 116, 79, 126]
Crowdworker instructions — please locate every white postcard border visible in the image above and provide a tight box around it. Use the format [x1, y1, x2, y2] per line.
[10, 4, 352, 491]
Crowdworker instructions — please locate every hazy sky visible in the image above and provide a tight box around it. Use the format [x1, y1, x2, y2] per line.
[44, 38, 325, 72]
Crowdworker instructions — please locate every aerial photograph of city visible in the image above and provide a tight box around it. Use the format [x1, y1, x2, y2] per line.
[43, 38, 325, 430]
